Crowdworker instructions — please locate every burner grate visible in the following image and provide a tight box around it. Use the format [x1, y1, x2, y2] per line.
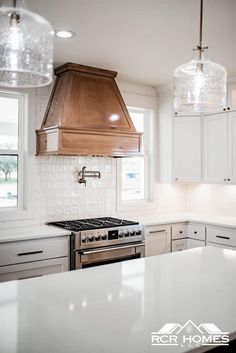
[48, 217, 139, 231]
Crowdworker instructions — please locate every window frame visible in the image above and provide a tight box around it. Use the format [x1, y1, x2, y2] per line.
[0, 91, 26, 212]
[116, 107, 156, 211]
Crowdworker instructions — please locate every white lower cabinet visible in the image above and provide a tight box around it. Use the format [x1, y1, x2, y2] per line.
[171, 222, 206, 252]
[145, 222, 236, 256]
[0, 236, 69, 282]
[0, 257, 68, 282]
[207, 225, 236, 247]
[188, 238, 205, 249]
[172, 239, 188, 252]
[172, 223, 188, 239]
[207, 242, 236, 251]
[145, 225, 171, 257]
[187, 223, 206, 241]
[172, 238, 205, 252]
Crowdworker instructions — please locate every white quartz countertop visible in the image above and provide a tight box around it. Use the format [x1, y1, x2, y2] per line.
[0, 246, 235, 353]
[0, 224, 71, 243]
[131, 212, 236, 228]
[1, 212, 236, 243]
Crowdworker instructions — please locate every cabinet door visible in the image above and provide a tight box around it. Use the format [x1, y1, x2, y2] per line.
[227, 83, 236, 110]
[0, 257, 69, 282]
[145, 225, 171, 257]
[228, 111, 236, 182]
[203, 113, 228, 183]
[173, 117, 202, 182]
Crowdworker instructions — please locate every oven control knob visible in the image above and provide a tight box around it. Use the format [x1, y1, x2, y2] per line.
[95, 235, 101, 241]
[118, 233, 125, 238]
[81, 237, 87, 243]
[88, 236, 95, 242]
[125, 232, 131, 237]
[136, 230, 141, 235]
[101, 235, 107, 240]
[131, 231, 136, 236]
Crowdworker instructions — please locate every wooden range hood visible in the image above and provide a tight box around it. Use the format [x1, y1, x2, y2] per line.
[36, 63, 142, 157]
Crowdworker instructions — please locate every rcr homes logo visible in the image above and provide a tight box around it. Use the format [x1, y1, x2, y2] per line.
[151, 320, 229, 348]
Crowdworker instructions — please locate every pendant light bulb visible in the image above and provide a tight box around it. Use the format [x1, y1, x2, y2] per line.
[173, 0, 227, 114]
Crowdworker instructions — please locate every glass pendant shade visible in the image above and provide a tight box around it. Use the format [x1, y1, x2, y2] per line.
[174, 57, 227, 113]
[0, 2, 53, 88]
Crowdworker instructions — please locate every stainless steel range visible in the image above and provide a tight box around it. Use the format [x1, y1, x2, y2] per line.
[49, 217, 145, 269]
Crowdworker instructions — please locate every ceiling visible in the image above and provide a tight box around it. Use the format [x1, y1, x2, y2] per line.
[25, 0, 236, 87]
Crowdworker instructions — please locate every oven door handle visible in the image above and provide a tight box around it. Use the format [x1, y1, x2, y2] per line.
[81, 243, 145, 255]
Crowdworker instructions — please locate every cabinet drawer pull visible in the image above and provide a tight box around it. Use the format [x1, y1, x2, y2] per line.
[149, 230, 166, 234]
[194, 231, 198, 234]
[18, 250, 43, 256]
[216, 235, 230, 240]
[179, 231, 183, 234]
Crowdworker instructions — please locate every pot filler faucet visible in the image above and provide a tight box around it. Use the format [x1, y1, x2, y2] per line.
[78, 166, 101, 186]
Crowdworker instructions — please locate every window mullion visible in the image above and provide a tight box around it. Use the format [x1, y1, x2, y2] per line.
[0, 91, 26, 210]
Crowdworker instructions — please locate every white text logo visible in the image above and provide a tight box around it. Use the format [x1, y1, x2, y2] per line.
[151, 320, 229, 348]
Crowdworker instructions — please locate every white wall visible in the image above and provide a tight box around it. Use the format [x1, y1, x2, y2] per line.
[186, 184, 236, 217]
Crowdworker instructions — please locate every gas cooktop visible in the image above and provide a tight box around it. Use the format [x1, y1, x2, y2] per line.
[48, 217, 139, 232]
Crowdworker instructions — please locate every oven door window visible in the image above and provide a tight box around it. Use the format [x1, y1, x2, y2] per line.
[77, 245, 144, 269]
[82, 254, 141, 268]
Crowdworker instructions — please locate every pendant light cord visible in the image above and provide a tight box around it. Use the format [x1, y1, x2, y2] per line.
[199, 0, 203, 59]
[194, 0, 208, 61]
[10, 0, 20, 26]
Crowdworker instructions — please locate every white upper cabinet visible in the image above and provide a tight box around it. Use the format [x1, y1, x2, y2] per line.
[173, 117, 202, 182]
[158, 84, 236, 185]
[203, 113, 228, 183]
[228, 111, 236, 182]
[226, 83, 236, 111]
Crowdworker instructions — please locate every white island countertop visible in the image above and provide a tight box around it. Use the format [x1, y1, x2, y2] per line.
[0, 246, 236, 353]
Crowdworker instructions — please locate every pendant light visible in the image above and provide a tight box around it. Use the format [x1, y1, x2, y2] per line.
[0, 0, 53, 88]
[173, 0, 227, 114]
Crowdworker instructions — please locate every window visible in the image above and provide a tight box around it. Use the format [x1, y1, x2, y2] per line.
[0, 92, 25, 209]
[117, 108, 152, 205]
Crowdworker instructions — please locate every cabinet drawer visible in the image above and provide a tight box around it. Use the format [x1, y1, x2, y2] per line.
[172, 223, 187, 239]
[0, 236, 69, 267]
[188, 223, 206, 241]
[207, 226, 236, 248]
[172, 239, 188, 252]
[207, 242, 236, 251]
[0, 257, 69, 282]
[188, 238, 205, 249]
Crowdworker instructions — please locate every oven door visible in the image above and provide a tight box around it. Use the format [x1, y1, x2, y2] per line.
[76, 243, 145, 269]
